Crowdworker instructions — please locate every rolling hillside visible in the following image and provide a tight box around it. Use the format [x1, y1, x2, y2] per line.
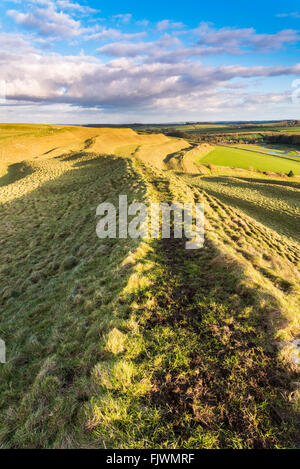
[0, 125, 299, 449]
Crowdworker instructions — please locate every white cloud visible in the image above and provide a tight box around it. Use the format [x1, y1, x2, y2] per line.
[0, 31, 37, 52]
[1, 4, 300, 121]
[195, 23, 299, 52]
[156, 19, 185, 31]
[1, 43, 300, 113]
[55, 0, 98, 13]
[276, 12, 300, 19]
[6, 1, 100, 39]
[29, 0, 98, 14]
[7, 6, 84, 37]
[87, 29, 146, 41]
[97, 35, 182, 58]
[136, 19, 150, 27]
[113, 13, 132, 24]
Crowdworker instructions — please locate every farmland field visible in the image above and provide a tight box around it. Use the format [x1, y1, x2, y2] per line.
[0, 124, 299, 449]
[198, 145, 300, 174]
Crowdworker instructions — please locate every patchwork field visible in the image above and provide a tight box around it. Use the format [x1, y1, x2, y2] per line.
[0, 124, 299, 449]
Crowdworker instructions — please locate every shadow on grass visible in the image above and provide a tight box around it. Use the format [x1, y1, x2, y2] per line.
[0, 162, 34, 187]
[0, 153, 147, 448]
[43, 147, 59, 155]
[135, 235, 300, 448]
[0, 153, 299, 448]
[236, 176, 300, 189]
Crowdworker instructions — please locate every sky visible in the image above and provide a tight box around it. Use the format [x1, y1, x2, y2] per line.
[0, 0, 300, 124]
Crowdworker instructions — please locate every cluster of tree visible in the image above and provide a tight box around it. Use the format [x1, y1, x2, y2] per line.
[284, 120, 300, 127]
[164, 129, 187, 138]
[265, 134, 300, 145]
[164, 130, 265, 145]
[163, 129, 300, 147]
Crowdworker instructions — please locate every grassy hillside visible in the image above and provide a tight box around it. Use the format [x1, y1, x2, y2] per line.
[187, 174, 300, 242]
[0, 125, 299, 448]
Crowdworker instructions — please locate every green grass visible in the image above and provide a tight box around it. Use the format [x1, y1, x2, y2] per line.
[0, 152, 147, 448]
[0, 123, 70, 140]
[200, 145, 300, 175]
[0, 125, 299, 449]
[276, 127, 300, 133]
[185, 174, 300, 242]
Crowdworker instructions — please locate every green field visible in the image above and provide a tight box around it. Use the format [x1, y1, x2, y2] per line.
[200, 145, 300, 174]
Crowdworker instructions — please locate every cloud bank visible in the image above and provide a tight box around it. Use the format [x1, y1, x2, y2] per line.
[0, 0, 299, 122]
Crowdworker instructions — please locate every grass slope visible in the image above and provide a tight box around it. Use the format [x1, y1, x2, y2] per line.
[189, 175, 300, 242]
[0, 125, 299, 448]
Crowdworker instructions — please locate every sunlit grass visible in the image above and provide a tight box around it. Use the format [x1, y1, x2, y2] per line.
[199, 145, 300, 175]
[0, 124, 299, 449]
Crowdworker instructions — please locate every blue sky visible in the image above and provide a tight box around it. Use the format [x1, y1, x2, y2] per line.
[0, 0, 299, 123]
